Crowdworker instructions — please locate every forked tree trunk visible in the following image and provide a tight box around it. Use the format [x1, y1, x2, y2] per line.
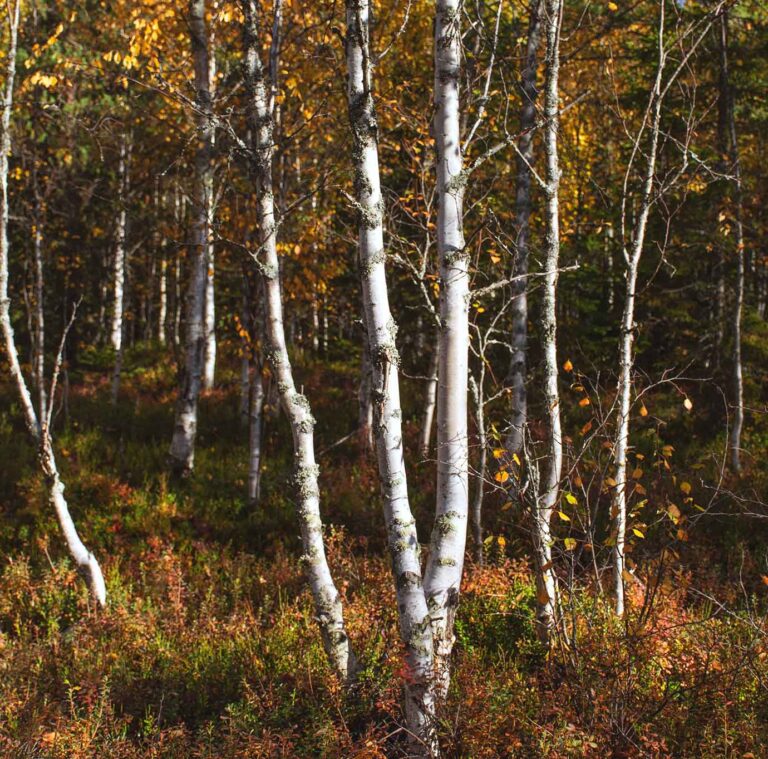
[169, 0, 215, 475]
[345, 0, 436, 749]
[423, 0, 470, 702]
[534, 0, 564, 643]
[0, 1, 106, 606]
[242, 0, 356, 682]
[611, 12, 665, 616]
[506, 0, 542, 456]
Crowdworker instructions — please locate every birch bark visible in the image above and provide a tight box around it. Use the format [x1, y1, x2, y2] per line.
[422, 0, 470, 700]
[345, 0, 436, 747]
[0, 1, 106, 606]
[241, 0, 356, 682]
[506, 0, 542, 456]
[169, 0, 214, 474]
[534, 0, 564, 641]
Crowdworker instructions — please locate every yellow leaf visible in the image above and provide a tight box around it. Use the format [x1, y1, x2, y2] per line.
[564, 537, 577, 551]
[639, 403, 648, 417]
[578, 397, 590, 407]
[667, 503, 681, 524]
[512, 453, 521, 466]
[563, 359, 573, 372]
[680, 481, 692, 495]
[632, 467, 643, 479]
[557, 511, 571, 522]
[608, 1, 618, 10]
[497, 536, 506, 548]
[564, 492, 577, 505]
[492, 448, 505, 459]
[632, 528, 645, 539]
[494, 470, 509, 484]
[683, 397, 693, 411]
[501, 501, 514, 511]
[605, 477, 617, 487]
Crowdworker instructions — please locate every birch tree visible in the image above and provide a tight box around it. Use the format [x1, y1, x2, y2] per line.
[0, 0, 106, 607]
[506, 0, 542, 457]
[241, 0, 356, 683]
[531, 0, 563, 641]
[611, 1, 726, 614]
[344, 0, 436, 747]
[422, 0, 471, 698]
[169, 0, 215, 475]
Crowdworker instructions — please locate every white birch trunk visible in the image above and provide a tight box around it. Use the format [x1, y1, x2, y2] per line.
[110, 136, 128, 353]
[242, 0, 356, 682]
[169, 0, 214, 474]
[0, 1, 105, 606]
[423, 0, 470, 701]
[506, 0, 542, 456]
[345, 1, 436, 748]
[534, 0, 564, 642]
[612, 5, 666, 615]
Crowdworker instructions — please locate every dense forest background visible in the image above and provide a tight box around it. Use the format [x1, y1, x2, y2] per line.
[1, 0, 767, 755]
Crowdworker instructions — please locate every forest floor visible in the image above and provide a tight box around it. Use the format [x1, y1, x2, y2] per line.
[1, 344, 767, 758]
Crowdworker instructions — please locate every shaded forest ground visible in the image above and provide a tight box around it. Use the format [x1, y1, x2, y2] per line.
[1, 343, 768, 758]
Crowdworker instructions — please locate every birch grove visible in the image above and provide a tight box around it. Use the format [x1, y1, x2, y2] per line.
[2, 0, 767, 754]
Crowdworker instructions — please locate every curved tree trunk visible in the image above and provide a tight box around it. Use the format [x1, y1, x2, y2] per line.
[0, 1, 105, 606]
[241, 0, 356, 682]
[344, 0, 436, 750]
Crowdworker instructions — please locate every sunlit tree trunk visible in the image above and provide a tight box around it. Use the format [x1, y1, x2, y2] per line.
[423, 0, 470, 701]
[345, 0, 436, 748]
[534, 0, 563, 642]
[242, 0, 356, 682]
[0, 0, 105, 606]
[169, 0, 214, 474]
[506, 0, 542, 456]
